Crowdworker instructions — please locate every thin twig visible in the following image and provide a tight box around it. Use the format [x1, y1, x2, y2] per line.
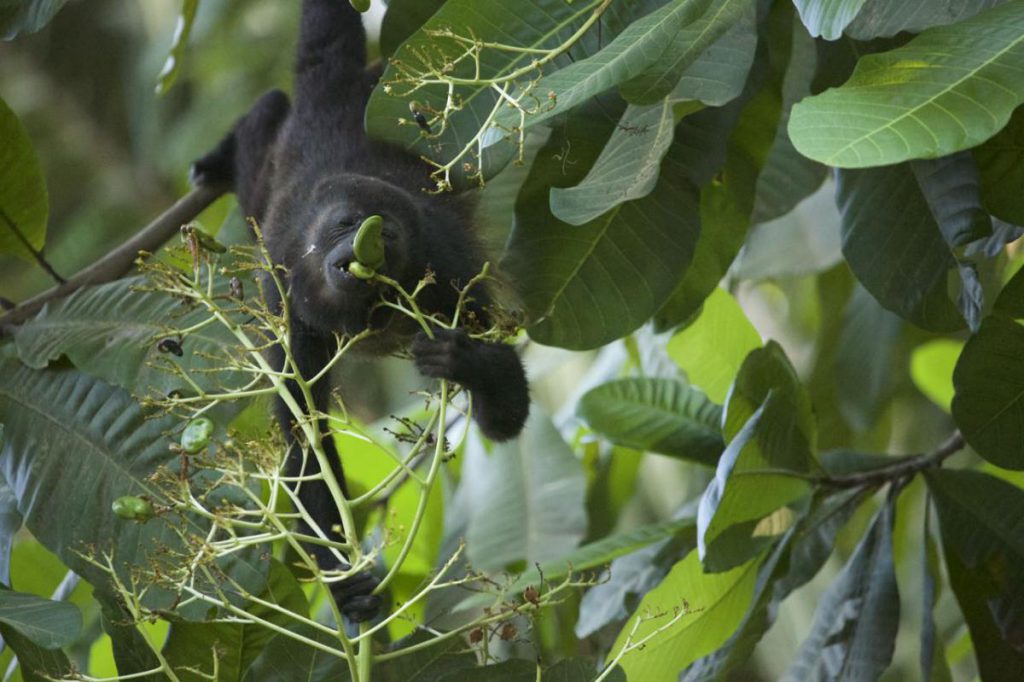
[818, 431, 965, 489]
[0, 206, 65, 284]
[0, 184, 225, 328]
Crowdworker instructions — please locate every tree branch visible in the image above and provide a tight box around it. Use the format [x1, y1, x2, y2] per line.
[0, 185, 225, 328]
[819, 431, 965, 489]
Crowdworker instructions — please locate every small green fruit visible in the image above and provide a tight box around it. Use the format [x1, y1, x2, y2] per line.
[349, 0, 371, 13]
[112, 496, 155, 522]
[353, 215, 386, 270]
[181, 417, 215, 454]
[348, 261, 376, 280]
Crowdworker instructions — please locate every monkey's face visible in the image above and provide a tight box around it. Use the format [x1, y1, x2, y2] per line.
[288, 175, 422, 335]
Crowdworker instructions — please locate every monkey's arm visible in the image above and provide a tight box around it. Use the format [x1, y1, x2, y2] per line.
[412, 329, 530, 441]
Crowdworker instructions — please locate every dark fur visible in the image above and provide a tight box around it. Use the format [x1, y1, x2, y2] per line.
[191, 0, 529, 622]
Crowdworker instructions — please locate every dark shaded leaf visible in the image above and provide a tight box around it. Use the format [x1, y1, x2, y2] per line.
[0, 96, 48, 262]
[0, 0, 69, 38]
[792, 0, 868, 40]
[0, 623, 73, 682]
[782, 494, 899, 681]
[926, 469, 1024, 678]
[977, 107, 1024, 225]
[847, 0, 1004, 39]
[379, 0, 445, 58]
[0, 587, 80, 649]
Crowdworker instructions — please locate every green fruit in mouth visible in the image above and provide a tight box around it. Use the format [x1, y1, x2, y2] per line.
[348, 261, 376, 280]
[353, 215, 386, 270]
[350, 0, 371, 13]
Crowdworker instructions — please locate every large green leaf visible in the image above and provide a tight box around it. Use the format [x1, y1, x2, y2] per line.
[491, 0, 716, 132]
[0, 97, 48, 262]
[366, 0, 669, 186]
[846, 0, 1004, 39]
[379, 0, 445, 58]
[792, 0, 868, 40]
[925, 469, 1024, 678]
[463, 411, 587, 571]
[549, 2, 756, 227]
[789, 2, 1024, 168]
[15, 277, 248, 400]
[783, 495, 900, 681]
[617, 0, 752, 105]
[578, 378, 723, 465]
[0, 361, 266, 614]
[0, 472, 19, 585]
[0, 0, 69, 38]
[835, 164, 965, 331]
[610, 551, 759, 680]
[952, 315, 1024, 470]
[0, 587, 81, 650]
[505, 118, 701, 350]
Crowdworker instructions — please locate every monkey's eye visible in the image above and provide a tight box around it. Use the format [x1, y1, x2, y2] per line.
[337, 217, 361, 230]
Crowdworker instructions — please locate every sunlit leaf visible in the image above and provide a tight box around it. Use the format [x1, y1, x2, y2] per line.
[666, 287, 761, 404]
[790, 3, 1024, 168]
[610, 551, 759, 680]
[911, 339, 963, 413]
[792, 0, 868, 40]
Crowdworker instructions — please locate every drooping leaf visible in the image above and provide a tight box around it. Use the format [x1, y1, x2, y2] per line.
[491, 0, 717, 133]
[792, 0, 868, 40]
[617, 0, 753, 105]
[0, 97, 48, 262]
[0, 587, 81, 650]
[952, 316, 1024, 470]
[463, 411, 587, 571]
[578, 378, 723, 465]
[846, 0, 1004, 40]
[921, 509, 955, 682]
[155, 0, 199, 94]
[926, 469, 1024, 677]
[366, 0, 682, 186]
[790, 3, 1024, 168]
[610, 551, 759, 681]
[835, 164, 965, 331]
[782, 495, 900, 681]
[0, 0, 70, 38]
[505, 116, 702, 350]
[0, 471, 20, 585]
[665, 287, 762, 404]
[682, 488, 867, 680]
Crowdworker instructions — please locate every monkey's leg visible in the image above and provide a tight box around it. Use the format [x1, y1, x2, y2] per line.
[412, 328, 530, 442]
[190, 89, 291, 219]
[269, 318, 381, 623]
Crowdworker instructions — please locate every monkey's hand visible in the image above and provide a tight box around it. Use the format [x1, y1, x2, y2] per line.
[412, 328, 529, 441]
[332, 569, 381, 623]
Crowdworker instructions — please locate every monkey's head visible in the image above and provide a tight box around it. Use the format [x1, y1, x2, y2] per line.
[286, 174, 423, 336]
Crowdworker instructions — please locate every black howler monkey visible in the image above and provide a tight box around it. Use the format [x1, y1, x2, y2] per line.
[190, 0, 529, 621]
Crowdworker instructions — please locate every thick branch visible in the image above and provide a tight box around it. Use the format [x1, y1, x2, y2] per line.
[819, 431, 965, 489]
[0, 185, 225, 328]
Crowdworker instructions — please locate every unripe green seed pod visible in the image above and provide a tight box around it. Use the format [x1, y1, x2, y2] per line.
[353, 215, 386, 270]
[348, 261, 376, 280]
[112, 496, 155, 522]
[350, 0, 371, 13]
[181, 417, 215, 454]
